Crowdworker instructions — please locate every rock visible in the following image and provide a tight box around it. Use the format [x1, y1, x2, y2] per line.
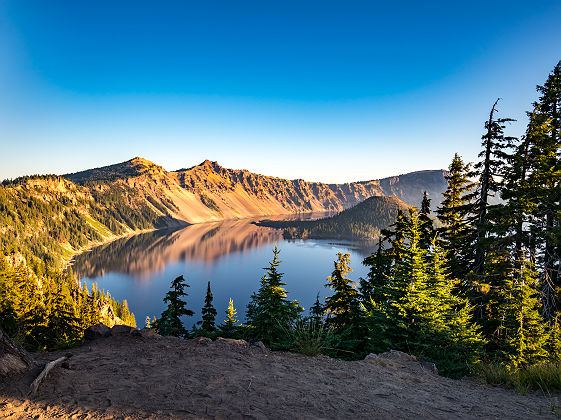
[194, 336, 212, 345]
[130, 328, 142, 337]
[110, 325, 135, 335]
[84, 323, 111, 340]
[140, 329, 162, 339]
[420, 361, 438, 375]
[216, 337, 248, 346]
[378, 350, 417, 363]
[365, 350, 417, 364]
[252, 341, 267, 351]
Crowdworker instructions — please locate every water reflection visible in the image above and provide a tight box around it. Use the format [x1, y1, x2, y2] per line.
[72, 219, 282, 280]
[72, 213, 349, 281]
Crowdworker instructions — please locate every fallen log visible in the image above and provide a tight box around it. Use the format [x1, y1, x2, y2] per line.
[28, 356, 69, 397]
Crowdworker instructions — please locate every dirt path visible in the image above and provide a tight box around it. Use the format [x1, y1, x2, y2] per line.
[0, 332, 558, 419]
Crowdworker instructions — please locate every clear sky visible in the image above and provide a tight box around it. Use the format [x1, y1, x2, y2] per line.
[1, 1, 560, 183]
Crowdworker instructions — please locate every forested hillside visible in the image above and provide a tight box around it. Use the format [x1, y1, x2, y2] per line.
[258, 196, 410, 240]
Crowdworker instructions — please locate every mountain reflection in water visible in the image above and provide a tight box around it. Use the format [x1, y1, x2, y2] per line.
[72, 218, 284, 280]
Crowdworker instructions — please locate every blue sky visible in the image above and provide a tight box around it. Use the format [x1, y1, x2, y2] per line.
[1, 1, 560, 182]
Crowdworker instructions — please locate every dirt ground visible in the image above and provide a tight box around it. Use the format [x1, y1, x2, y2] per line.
[0, 331, 558, 419]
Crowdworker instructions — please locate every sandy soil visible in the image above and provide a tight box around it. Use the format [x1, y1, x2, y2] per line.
[0, 332, 558, 419]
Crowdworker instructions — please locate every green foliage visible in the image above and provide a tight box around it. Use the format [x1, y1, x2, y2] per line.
[281, 319, 334, 356]
[219, 298, 241, 338]
[197, 281, 217, 333]
[0, 259, 134, 351]
[363, 210, 484, 377]
[477, 362, 561, 394]
[436, 153, 475, 280]
[156, 275, 194, 338]
[246, 246, 303, 346]
[499, 257, 549, 367]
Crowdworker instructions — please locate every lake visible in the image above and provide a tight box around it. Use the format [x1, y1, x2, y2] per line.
[72, 216, 375, 327]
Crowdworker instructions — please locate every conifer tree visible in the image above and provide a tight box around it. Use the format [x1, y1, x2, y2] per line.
[309, 293, 324, 325]
[198, 281, 217, 333]
[523, 61, 561, 318]
[547, 315, 561, 361]
[469, 99, 516, 274]
[360, 238, 391, 306]
[156, 275, 194, 338]
[419, 191, 435, 249]
[437, 154, 475, 281]
[501, 256, 549, 367]
[426, 237, 484, 376]
[325, 253, 360, 328]
[246, 246, 303, 345]
[219, 298, 240, 338]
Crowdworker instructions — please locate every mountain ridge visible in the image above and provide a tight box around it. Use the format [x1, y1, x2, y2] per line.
[63, 157, 447, 224]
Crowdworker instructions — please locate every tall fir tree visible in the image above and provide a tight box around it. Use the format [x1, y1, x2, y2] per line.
[246, 246, 303, 346]
[524, 61, 561, 318]
[156, 275, 194, 338]
[436, 154, 475, 281]
[360, 238, 391, 306]
[500, 256, 549, 367]
[198, 281, 217, 333]
[469, 99, 516, 275]
[325, 253, 361, 328]
[309, 293, 324, 325]
[419, 191, 435, 249]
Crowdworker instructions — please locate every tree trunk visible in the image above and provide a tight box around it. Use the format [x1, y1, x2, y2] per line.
[0, 326, 34, 377]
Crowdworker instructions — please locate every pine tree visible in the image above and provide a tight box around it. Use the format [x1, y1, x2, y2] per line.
[469, 99, 516, 274]
[501, 256, 549, 367]
[390, 209, 436, 351]
[219, 298, 240, 338]
[360, 238, 391, 306]
[325, 252, 360, 328]
[309, 293, 324, 325]
[419, 191, 435, 249]
[198, 281, 217, 333]
[547, 315, 561, 361]
[426, 237, 484, 377]
[246, 246, 303, 345]
[523, 61, 561, 318]
[156, 275, 194, 338]
[437, 154, 475, 280]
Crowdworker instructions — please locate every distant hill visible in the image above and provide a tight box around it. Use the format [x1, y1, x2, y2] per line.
[257, 196, 411, 240]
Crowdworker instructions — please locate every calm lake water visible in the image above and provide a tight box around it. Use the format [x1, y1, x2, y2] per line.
[72, 216, 374, 327]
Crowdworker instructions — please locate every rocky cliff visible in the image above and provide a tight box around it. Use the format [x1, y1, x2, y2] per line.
[64, 157, 447, 224]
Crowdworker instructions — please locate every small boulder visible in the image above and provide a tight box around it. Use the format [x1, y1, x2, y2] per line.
[111, 324, 135, 335]
[194, 336, 212, 345]
[378, 350, 417, 363]
[84, 323, 111, 340]
[140, 329, 162, 339]
[252, 341, 267, 352]
[420, 361, 439, 375]
[216, 337, 248, 346]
